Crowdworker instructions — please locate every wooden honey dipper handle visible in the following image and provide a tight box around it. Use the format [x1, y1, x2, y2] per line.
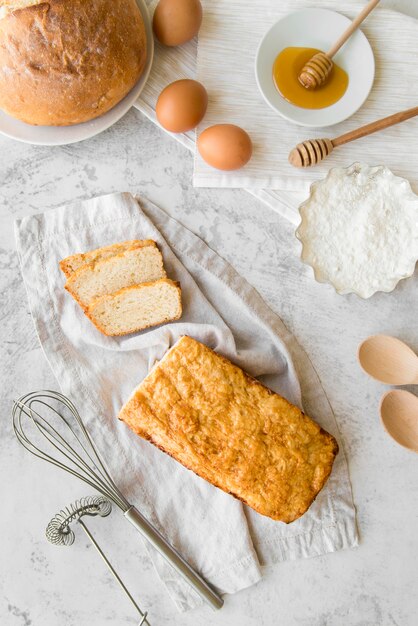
[299, 0, 380, 89]
[289, 105, 418, 167]
[327, 0, 381, 59]
[332, 106, 418, 147]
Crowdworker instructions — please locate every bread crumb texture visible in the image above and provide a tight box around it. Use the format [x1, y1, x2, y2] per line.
[118, 336, 339, 523]
[0, 0, 147, 125]
[87, 278, 182, 336]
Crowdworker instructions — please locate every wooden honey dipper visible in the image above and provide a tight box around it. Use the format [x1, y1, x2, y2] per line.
[298, 0, 380, 90]
[288, 105, 418, 168]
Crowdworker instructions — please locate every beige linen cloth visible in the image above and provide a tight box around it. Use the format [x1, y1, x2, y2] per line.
[15, 192, 358, 612]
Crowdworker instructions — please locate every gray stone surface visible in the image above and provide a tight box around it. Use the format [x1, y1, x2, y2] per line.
[1, 2, 418, 623]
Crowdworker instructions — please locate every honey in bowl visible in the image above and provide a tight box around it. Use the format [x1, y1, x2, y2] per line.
[273, 47, 348, 109]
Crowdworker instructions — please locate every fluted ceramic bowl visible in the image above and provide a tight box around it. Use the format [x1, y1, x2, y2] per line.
[295, 163, 418, 298]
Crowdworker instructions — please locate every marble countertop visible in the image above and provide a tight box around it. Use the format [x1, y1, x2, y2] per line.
[1, 2, 418, 624]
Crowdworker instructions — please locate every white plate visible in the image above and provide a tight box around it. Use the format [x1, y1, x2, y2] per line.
[0, 0, 154, 146]
[255, 8, 375, 128]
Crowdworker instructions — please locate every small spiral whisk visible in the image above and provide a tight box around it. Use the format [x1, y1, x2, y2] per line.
[46, 495, 112, 546]
[12, 390, 223, 611]
[46, 495, 149, 626]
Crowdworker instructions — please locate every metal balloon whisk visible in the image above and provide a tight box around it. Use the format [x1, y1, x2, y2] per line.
[12, 390, 223, 612]
[46, 495, 150, 626]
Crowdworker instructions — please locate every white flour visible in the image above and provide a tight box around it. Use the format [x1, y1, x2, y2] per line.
[296, 163, 418, 298]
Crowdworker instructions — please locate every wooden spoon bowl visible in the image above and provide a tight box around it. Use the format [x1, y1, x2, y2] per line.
[380, 390, 418, 453]
[358, 335, 418, 385]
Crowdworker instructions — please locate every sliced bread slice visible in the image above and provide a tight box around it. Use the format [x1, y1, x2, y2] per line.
[64, 244, 166, 308]
[86, 278, 182, 336]
[60, 239, 156, 277]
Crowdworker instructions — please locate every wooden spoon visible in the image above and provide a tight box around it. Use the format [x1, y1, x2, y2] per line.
[380, 390, 418, 453]
[358, 335, 418, 385]
[298, 0, 381, 89]
[288, 105, 418, 167]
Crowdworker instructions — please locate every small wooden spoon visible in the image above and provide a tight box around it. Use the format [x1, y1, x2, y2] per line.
[358, 335, 418, 385]
[298, 0, 381, 89]
[288, 105, 418, 167]
[380, 390, 418, 453]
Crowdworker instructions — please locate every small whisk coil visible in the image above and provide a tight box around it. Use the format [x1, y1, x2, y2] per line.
[46, 495, 112, 546]
[46, 495, 150, 625]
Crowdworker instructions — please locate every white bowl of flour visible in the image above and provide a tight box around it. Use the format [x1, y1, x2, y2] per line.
[296, 163, 418, 298]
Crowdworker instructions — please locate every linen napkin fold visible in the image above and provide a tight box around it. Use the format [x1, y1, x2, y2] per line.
[15, 192, 358, 612]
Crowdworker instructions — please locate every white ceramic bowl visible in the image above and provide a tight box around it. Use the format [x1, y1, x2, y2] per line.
[255, 8, 375, 128]
[0, 0, 154, 146]
[296, 163, 418, 298]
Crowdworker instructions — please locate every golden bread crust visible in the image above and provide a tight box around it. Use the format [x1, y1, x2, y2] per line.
[59, 240, 156, 277]
[118, 336, 339, 523]
[0, 1, 46, 17]
[0, 0, 147, 125]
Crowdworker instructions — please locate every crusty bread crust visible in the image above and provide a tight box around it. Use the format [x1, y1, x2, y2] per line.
[59, 240, 156, 278]
[0, 0, 147, 125]
[0, 1, 45, 18]
[86, 278, 183, 336]
[118, 336, 339, 523]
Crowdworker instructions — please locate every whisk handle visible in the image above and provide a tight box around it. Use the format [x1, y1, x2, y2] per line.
[124, 506, 224, 611]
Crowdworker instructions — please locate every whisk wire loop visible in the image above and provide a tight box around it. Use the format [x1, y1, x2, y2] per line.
[12, 389, 224, 611]
[12, 391, 129, 512]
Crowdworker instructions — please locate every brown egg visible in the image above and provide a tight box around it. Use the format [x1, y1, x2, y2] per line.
[156, 79, 208, 133]
[153, 0, 203, 47]
[197, 124, 253, 171]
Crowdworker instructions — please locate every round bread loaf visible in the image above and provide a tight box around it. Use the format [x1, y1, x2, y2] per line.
[0, 0, 147, 126]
